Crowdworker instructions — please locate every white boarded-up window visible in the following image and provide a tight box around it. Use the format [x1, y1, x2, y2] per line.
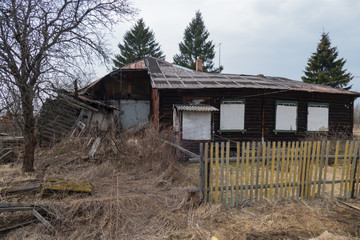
[275, 102, 297, 131]
[307, 103, 329, 131]
[182, 111, 211, 140]
[220, 100, 245, 130]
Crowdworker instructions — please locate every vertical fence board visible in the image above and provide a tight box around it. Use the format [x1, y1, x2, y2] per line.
[235, 142, 240, 206]
[322, 141, 330, 197]
[249, 142, 256, 203]
[304, 142, 313, 198]
[244, 142, 250, 202]
[199, 143, 204, 202]
[225, 142, 230, 207]
[349, 142, 359, 198]
[331, 141, 340, 199]
[294, 142, 300, 200]
[275, 142, 281, 200]
[255, 142, 261, 202]
[265, 142, 271, 199]
[317, 141, 325, 197]
[307, 142, 316, 198]
[260, 143, 266, 200]
[312, 141, 321, 199]
[270, 142, 276, 200]
[240, 142, 246, 204]
[285, 142, 291, 198]
[209, 143, 214, 204]
[220, 142, 225, 203]
[344, 141, 353, 198]
[230, 168, 234, 207]
[214, 143, 220, 204]
[280, 141, 286, 199]
[339, 141, 350, 198]
[204, 143, 209, 203]
[355, 146, 360, 197]
[300, 142, 307, 199]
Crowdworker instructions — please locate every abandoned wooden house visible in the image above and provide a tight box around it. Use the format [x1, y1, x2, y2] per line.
[41, 57, 360, 152]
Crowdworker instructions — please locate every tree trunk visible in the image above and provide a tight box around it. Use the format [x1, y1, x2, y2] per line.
[21, 89, 36, 172]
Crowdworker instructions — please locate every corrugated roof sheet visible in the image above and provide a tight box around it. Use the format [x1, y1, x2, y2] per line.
[120, 57, 360, 96]
[174, 104, 219, 112]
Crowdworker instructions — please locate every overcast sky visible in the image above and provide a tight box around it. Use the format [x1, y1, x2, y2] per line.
[97, 0, 360, 93]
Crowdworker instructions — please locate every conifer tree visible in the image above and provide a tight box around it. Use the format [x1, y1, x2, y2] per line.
[173, 11, 222, 72]
[302, 32, 353, 90]
[113, 19, 165, 68]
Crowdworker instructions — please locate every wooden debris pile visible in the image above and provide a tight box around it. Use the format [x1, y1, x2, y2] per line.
[0, 202, 53, 233]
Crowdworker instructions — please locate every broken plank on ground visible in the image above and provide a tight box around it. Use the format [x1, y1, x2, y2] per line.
[44, 177, 92, 194]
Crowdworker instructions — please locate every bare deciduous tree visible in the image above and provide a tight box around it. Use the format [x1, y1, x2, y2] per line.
[0, 0, 136, 172]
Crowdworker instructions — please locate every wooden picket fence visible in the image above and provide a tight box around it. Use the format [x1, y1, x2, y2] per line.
[199, 140, 360, 207]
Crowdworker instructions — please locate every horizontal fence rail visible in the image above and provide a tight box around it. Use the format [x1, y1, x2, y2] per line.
[199, 140, 360, 207]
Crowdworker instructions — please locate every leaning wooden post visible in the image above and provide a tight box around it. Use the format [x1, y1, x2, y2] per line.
[351, 143, 359, 198]
[199, 143, 204, 203]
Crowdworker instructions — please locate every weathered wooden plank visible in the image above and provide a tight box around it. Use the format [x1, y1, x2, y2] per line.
[199, 143, 204, 202]
[32, 208, 54, 230]
[255, 142, 261, 202]
[312, 141, 321, 199]
[331, 141, 340, 199]
[275, 141, 281, 200]
[280, 141, 286, 199]
[265, 142, 271, 199]
[344, 141, 353, 197]
[209, 143, 214, 204]
[220, 142, 225, 204]
[204, 143, 209, 203]
[288, 142, 294, 199]
[244, 142, 250, 202]
[317, 141, 326, 197]
[355, 145, 360, 197]
[348, 142, 359, 198]
[260, 142, 266, 201]
[300, 142, 307, 199]
[322, 141, 330, 197]
[240, 142, 245, 204]
[0, 220, 38, 233]
[249, 142, 256, 203]
[225, 142, 230, 207]
[0, 207, 33, 213]
[270, 142, 276, 200]
[214, 143, 220, 204]
[339, 140, 350, 198]
[296, 142, 303, 200]
[235, 142, 240, 206]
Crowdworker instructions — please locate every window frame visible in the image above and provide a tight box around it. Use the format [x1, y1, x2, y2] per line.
[306, 102, 329, 132]
[273, 100, 298, 133]
[218, 99, 246, 133]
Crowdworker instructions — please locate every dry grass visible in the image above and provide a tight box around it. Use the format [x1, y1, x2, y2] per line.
[2, 127, 360, 239]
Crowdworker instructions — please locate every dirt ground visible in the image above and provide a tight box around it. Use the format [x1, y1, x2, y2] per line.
[1, 130, 360, 239]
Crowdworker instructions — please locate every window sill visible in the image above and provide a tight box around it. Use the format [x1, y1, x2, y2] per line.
[273, 130, 297, 135]
[218, 129, 246, 134]
[305, 131, 328, 134]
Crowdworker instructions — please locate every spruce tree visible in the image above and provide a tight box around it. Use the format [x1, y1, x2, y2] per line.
[302, 32, 353, 90]
[173, 11, 222, 72]
[113, 19, 165, 68]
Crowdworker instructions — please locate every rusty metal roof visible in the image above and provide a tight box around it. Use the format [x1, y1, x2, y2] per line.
[121, 57, 360, 96]
[174, 104, 219, 112]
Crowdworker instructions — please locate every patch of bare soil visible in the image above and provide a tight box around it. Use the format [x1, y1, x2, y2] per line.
[2, 128, 360, 239]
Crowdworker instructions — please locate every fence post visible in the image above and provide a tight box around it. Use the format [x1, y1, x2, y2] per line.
[199, 143, 204, 203]
[351, 144, 359, 198]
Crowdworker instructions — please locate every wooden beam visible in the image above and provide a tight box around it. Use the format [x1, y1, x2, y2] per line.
[163, 139, 199, 158]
